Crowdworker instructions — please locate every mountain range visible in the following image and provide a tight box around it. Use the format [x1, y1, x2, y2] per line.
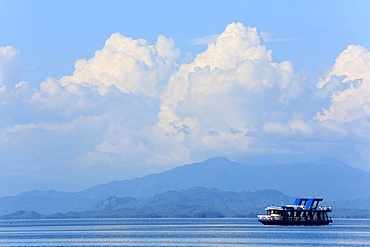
[3, 188, 294, 219]
[1, 156, 370, 216]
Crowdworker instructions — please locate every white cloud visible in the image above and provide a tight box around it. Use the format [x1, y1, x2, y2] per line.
[309, 44, 370, 170]
[316, 45, 370, 123]
[0, 46, 21, 104]
[4, 26, 307, 171]
[0, 46, 19, 87]
[4, 22, 370, 187]
[31, 77, 87, 115]
[60, 33, 180, 96]
[0, 34, 182, 180]
[157, 22, 304, 159]
[23, 23, 302, 169]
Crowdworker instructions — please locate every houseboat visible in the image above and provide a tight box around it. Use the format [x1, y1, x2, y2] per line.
[258, 197, 333, 225]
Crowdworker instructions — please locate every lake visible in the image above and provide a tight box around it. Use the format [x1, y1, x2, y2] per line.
[0, 218, 369, 246]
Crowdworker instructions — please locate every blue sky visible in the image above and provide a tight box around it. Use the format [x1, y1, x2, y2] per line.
[1, 1, 370, 195]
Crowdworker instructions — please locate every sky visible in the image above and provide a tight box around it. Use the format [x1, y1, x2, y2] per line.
[1, 0, 370, 195]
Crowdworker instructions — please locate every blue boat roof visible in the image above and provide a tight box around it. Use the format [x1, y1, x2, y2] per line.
[294, 198, 323, 209]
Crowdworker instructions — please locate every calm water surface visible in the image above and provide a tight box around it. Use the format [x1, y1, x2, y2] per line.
[0, 218, 369, 246]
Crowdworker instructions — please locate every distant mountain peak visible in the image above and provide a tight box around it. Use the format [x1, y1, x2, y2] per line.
[204, 157, 232, 162]
[189, 157, 234, 167]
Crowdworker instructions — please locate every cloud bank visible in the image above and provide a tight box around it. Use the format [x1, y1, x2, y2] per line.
[1, 22, 370, 185]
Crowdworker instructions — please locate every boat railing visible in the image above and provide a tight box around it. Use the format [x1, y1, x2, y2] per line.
[316, 206, 332, 211]
[265, 205, 283, 210]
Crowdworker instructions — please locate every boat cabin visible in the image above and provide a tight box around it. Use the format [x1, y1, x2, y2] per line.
[258, 197, 333, 225]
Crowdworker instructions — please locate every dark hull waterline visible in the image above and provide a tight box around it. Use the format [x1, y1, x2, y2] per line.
[258, 219, 333, 226]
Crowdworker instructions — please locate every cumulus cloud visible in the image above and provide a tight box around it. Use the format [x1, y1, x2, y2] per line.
[0, 34, 179, 180]
[3, 25, 307, 171]
[31, 77, 94, 115]
[4, 22, 370, 186]
[157, 22, 304, 158]
[316, 45, 370, 123]
[19, 23, 306, 170]
[309, 44, 370, 169]
[60, 33, 180, 96]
